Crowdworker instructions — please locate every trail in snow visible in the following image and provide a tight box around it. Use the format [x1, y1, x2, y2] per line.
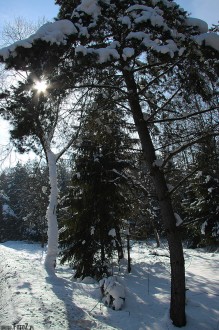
[0, 240, 218, 330]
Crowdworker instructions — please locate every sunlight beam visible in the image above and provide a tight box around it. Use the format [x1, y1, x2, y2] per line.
[34, 80, 48, 93]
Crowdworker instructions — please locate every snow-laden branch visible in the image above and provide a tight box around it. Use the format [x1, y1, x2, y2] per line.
[0, 20, 78, 60]
[0, 7, 218, 64]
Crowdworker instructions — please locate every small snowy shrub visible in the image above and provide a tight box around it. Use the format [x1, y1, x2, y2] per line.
[99, 276, 125, 310]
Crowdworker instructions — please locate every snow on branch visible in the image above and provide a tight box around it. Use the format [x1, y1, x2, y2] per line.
[194, 32, 219, 52]
[0, 20, 78, 60]
[185, 18, 208, 34]
[0, 1, 219, 64]
[74, 0, 101, 20]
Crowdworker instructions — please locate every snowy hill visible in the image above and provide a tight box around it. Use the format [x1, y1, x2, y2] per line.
[0, 241, 218, 330]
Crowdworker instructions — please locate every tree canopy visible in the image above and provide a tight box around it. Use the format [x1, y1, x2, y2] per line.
[0, 0, 219, 327]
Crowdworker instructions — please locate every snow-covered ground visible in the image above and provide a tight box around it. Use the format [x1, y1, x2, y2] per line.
[0, 240, 218, 330]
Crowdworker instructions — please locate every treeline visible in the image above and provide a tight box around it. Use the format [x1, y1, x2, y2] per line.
[0, 109, 218, 260]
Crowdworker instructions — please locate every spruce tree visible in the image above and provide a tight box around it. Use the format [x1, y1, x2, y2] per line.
[59, 94, 133, 279]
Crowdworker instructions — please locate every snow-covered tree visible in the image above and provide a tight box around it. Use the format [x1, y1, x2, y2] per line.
[0, 48, 82, 273]
[0, 187, 19, 241]
[1, 0, 219, 326]
[182, 135, 219, 248]
[0, 163, 49, 243]
[59, 94, 133, 279]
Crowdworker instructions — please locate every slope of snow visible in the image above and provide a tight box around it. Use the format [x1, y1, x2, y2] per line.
[0, 240, 218, 329]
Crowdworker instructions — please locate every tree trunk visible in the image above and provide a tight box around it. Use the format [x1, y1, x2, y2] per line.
[154, 227, 160, 248]
[44, 149, 59, 274]
[127, 233, 131, 273]
[115, 226, 124, 260]
[122, 69, 186, 327]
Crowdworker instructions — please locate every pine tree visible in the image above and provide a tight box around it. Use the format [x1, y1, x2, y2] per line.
[59, 94, 133, 279]
[1, 0, 219, 325]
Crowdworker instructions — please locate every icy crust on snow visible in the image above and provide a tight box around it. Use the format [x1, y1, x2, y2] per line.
[0, 20, 77, 60]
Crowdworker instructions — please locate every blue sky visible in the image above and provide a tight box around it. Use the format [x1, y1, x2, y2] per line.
[0, 0, 59, 31]
[0, 1, 218, 29]
[177, 0, 219, 26]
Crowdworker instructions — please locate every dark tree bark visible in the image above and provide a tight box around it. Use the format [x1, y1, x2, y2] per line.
[127, 233, 131, 273]
[122, 69, 186, 327]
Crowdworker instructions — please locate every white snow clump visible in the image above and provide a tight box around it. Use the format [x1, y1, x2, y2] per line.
[185, 18, 208, 33]
[108, 228, 116, 237]
[194, 32, 219, 52]
[100, 276, 125, 310]
[174, 213, 183, 227]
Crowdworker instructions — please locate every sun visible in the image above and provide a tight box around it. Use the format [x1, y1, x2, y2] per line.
[34, 80, 48, 93]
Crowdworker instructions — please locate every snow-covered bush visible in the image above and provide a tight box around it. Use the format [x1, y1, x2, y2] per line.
[99, 276, 125, 311]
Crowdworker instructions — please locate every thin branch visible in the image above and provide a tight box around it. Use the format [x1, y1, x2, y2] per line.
[132, 61, 166, 73]
[139, 59, 182, 95]
[145, 87, 181, 122]
[162, 132, 219, 168]
[149, 106, 219, 124]
[168, 167, 199, 196]
[70, 83, 127, 95]
[56, 111, 84, 161]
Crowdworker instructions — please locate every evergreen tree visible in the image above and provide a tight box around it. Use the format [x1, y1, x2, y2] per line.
[0, 187, 19, 242]
[59, 94, 133, 279]
[0, 41, 83, 272]
[0, 162, 49, 243]
[182, 136, 219, 248]
[1, 163, 30, 223]
[22, 162, 49, 245]
[1, 0, 219, 325]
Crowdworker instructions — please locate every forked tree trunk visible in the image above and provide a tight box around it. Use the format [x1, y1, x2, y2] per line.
[44, 149, 59, 274]
[123, 70, 186, 327]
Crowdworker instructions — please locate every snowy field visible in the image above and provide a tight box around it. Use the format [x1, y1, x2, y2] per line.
[0, 240, 218, 330]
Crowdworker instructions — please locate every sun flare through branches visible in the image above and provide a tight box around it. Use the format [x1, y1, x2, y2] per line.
[34, 80, 48, 93]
